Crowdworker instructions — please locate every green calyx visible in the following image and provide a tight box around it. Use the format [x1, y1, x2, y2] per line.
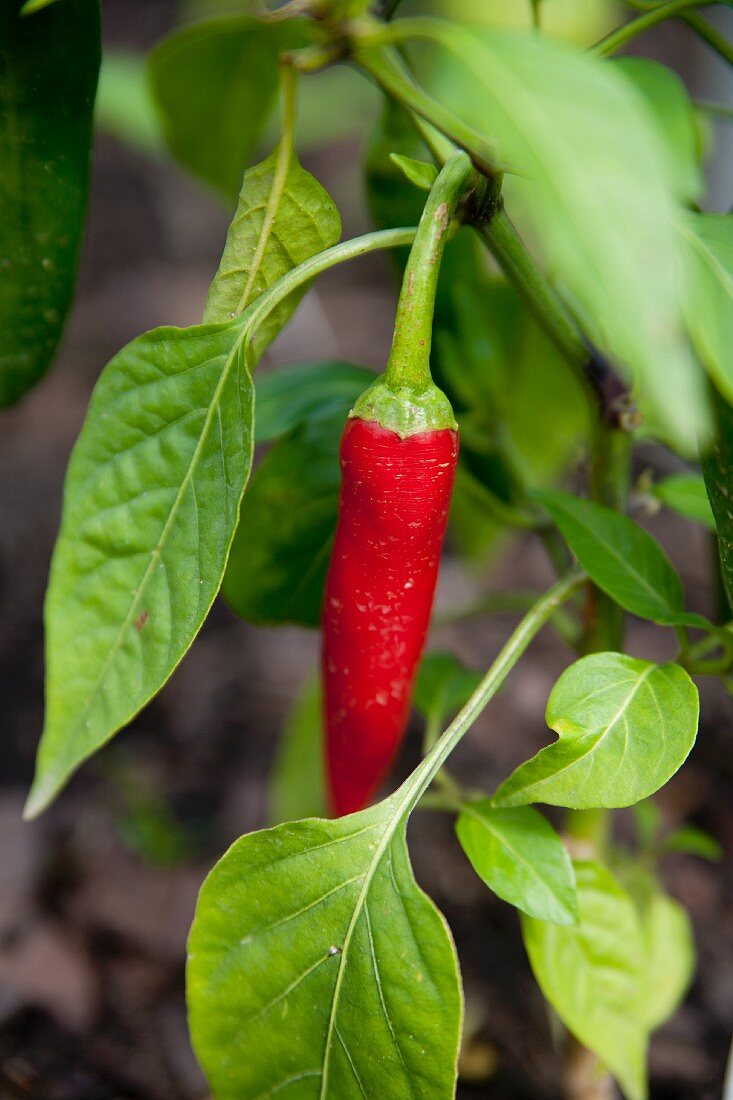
[350, 377, 457, 437]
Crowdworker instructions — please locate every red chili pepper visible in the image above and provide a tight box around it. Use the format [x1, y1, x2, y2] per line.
[321, 150, 474, 816]
[323, 417, 458, 816]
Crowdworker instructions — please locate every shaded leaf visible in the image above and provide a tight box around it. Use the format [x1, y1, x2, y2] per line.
[270, 673, 326, 825]
[255, 360, 374, 443]
[223, 411, 344, 627]
[414, 651, 483, 725]
[493, 653, 699, 809]
[96, 50, 163, 156]
[389, 153, 437, 191]
[537, 489, 709, 628]
[187, 797, 462, 1099]
[0, 0, 100, 404]
[149, 15, 307, 198]
[663, 824, 723, 861]
[702, 390, 733, 612]
[521, 860, 647, 1100]
[652, 473, 715, 531]
[682, 213, 733, 405]
[456, 801, 577, 924]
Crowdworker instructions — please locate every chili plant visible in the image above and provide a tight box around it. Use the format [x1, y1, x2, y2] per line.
[5, 0, 733, 1096]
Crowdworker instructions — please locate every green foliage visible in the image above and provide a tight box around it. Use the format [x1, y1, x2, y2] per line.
[254, 361, 375, 443]
[417, 23, 708, 451]
[224, 363, 372, 627]
[25, 318, 255, 817]
[187, 798, 462, 1099]
[639, 887, 695, 1030]
[456, 801, 577, 923]
[389, 153, 438, 191]
[702, 390, 733, 612]
[223, 411, 344, 627]
[149, 16, 307, 198]
[663, 824, 723, 861]
[493, 653, 699, 809]
[682, 214, 733, 406]
[521, 860, 648, 1100]
[652, 473, 715, 530]
[270, 673, 326, 824]
[0, 0, 100, 404]
[414, 651, 483, 726]
[203, 141, 342, 353]
[537, 489, 709, 628]
[96, 51, 163, 155]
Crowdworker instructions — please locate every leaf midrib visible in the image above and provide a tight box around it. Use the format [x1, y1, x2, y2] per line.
[503, 666, 654, 801]
[49, 321, 248, 750]
[460, 804, 574, 921]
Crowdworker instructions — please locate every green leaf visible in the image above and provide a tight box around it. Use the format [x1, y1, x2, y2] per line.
[19, 0, 61, 12]
[413, 651, 483, 726]
[389, 153, 438, 191]
[95, 50, 163, 156]
[652, 473, 715, 531]
[456, 801, 577, 924]
[415, 25, 708, 451]
[187, 797, 462, 1099]
[663, 823, 723, 861]
[0, 0, 100, 404]
[682, 213, 733, 405]
[536, 489, 708, 628]
[493, 653, 699, 810]
[702, 390, 733, 612]
[640, 888, 695, 1031]
[203, 144, 341, 353]
[222, 410, 343, 627]
[149, 15, 306, 198]
[270, 673, 326, 825]
[521, 860, 647, 1100]
[613, 59, 701, 202]
[26, 318, 254, 817]
[254, 360, 374, 443]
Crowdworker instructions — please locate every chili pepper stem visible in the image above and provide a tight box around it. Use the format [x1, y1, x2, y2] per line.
[383, 150, 474, 392]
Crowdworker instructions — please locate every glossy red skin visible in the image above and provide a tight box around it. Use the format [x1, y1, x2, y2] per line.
[322, 416, 459, 816]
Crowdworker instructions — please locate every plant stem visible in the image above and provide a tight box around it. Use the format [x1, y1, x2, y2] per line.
[695, 99, 733, 122]
[477, 211, 590, 386]
[591, 0, 711, 56]
[682, 11, 733, 67]
[384, 150, 474, 390]
[530, 0, 542, 29]
[242, 227, 418, 340]
[401, 570, 585, 812]
[350, 41, 500, 177]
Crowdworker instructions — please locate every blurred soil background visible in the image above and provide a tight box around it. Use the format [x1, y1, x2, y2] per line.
[1, 2, 733, 1097]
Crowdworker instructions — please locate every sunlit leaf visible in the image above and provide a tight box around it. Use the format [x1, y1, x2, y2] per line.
[493, 653, 699, 809]
[188, 797, 462, 1099]
[456, 801, 577, 923]
[537, 489, 709, 628]
[522, 860, 647, 1100]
